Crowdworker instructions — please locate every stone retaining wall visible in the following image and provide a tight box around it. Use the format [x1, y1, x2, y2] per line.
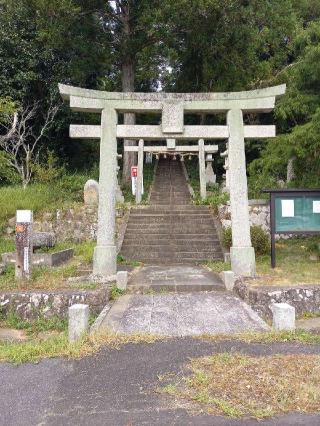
[0, 288, 109, 320]
[6, 206, 126, 244]
[234, 279, 320, 320]
[218, 199, 270, 232]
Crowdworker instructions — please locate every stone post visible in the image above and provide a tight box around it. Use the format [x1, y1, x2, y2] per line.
[270, 303, 295, 331]
[198, 139, 206, 199]
[68, 304, 89, 342]
[227, 109, 255, 277]
[93, 108, 118, 278]
[15, 210, 33, 280]
[205, 154, 216, 185]
[136, 139, 144, 204]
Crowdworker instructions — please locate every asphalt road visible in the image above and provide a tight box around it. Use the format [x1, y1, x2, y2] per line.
[1, 338, 320, 426]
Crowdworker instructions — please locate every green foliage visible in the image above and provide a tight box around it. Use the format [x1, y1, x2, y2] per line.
[110, 286, 126, 301]
[0, 97, 16, 123]
[248, 18, 320, 195]
[3, 313, 67, 334]
[0, 152, 20, 185]
[0, 170, 93, 231]
[223, 226, 270, 256]
[194, 189, 229, 213]
[205, 261, 231, 273]
[0, 237, 15, 254]
[32, 151, 66, 184]
[73, 241, 95, 264]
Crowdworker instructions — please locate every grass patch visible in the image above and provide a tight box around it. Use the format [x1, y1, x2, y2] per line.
[206, 237, 320, 286]
[0, 239, 139, 291]
[0, 173, 91, 231]
[0, 261, 94, 291]
[254, 237, 320, 286]
[162, 352, 320, 418]
[0, 331, 164, 364]
[0, 236, 15, 254]
[110, 285, 126, 300]
[205, 260, 230, 273]
[198, 329, 320, 345]
[0, 313, 67, 335]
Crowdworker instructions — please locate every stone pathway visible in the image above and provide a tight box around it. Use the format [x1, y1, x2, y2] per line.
[98, 292, 269, 336]
[128, 265, 225, 292]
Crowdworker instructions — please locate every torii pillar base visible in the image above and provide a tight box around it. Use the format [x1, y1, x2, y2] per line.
[230, 246, 256, 277]
[93, 245, 117, 278]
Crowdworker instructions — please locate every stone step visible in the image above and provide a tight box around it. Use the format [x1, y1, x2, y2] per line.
[125, 225, 218, 232]
[121, 241, 221, 249]
[129, 214, 213, 220]
[130, 205, 211, 217]
[130, 208, 210, 214]
[127, 217, 215, 224]
[123, 233, 220, 240]
[122, 256, 223, 264]
[121, 250, 223, 258]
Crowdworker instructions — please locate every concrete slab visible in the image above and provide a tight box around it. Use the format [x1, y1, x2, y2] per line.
[99, 292, 269, 336]
[296, 317, 320, 333]
[128, 265, 225, 292]
[0, 328, 28, 342]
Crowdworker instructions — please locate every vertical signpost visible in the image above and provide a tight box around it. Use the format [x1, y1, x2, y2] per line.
[131, 166, 138, 196]
[15, 210, 33, 280]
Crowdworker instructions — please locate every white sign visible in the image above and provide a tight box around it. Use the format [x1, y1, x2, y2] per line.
[131, 176, 137, 195]
[16, 210, 33, 223]
[313, 200, 320, 213]
[281, 199, 295, 217]
[23, 247, 29, 273]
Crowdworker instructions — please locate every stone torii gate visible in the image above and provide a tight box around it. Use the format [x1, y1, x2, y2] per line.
[59, 84, 286, 279]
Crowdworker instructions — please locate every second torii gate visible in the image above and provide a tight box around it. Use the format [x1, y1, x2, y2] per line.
[59, 83, 286, 279]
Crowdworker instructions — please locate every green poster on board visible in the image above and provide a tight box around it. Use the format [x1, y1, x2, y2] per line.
[275, 195, 320, 232]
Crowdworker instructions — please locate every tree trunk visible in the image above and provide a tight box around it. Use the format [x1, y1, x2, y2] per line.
[121, 1, 137, 185]
[286, 156, 296, 183]
[122, 59, 137, 184]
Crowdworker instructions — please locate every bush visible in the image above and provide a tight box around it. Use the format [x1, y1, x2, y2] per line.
[33, 151, 66, 184]
[222, 225, 270, 256]
[0, 152, 20, 185]
[194, 188, 229, 213]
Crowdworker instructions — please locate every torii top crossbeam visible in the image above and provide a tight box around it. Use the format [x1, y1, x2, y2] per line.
[59, 83, 286, 280]
[59, 84, 286, 141]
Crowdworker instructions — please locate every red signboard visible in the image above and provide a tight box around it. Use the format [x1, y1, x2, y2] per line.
[131, 166, 138, 177]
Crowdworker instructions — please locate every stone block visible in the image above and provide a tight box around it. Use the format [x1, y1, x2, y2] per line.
[84, 179, 99, 206]
[33, 232, 56, 248]
[205, 162, 216, 185]
[116, 271, 128, 291]
[162, 101, 184, 134]
[68, 304, 89, 342]
[220, 270, 235, 291]
[270, 303, 295, 331]
[166, 138, 176, 150]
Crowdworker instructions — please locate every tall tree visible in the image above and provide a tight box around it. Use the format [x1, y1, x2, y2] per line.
[98, 1, 167, 183]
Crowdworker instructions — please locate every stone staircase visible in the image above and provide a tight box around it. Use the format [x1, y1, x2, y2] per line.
[120, 158, 223, 264]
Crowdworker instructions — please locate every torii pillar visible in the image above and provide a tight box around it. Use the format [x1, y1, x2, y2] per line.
[94, 108, 118, 277]
[227, 109, 255, 276]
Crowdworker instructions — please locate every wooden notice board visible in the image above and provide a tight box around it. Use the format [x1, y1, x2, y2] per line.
[263, 189, 320, 267]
